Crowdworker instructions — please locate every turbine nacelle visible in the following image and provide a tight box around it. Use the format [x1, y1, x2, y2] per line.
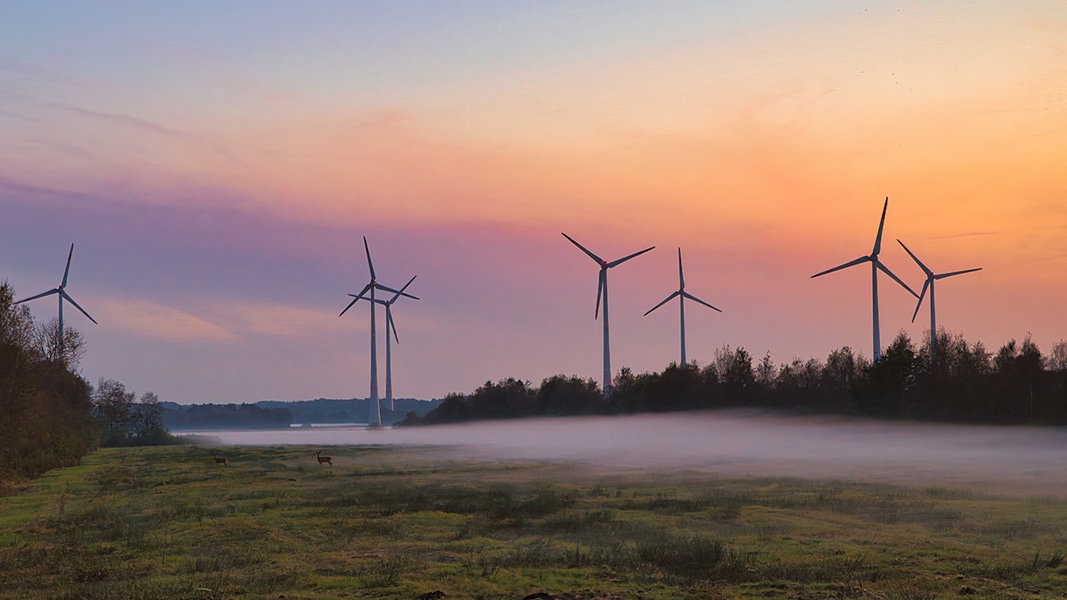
[644, 248, 721, 317]
[14, 242, 97, 325]
[338, 236, 419, 427]
[562, 232, 654, 319]
[897, 238, 982, 325]
[811, 198, 915, 361]
[643, 247, 721, 366]
[562, 232, 654, 395]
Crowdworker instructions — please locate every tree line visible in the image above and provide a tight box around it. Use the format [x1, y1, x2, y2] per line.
[401, 330, 1067, 427]
[1, 281, 175, 484]
[161, 402, 293, 430]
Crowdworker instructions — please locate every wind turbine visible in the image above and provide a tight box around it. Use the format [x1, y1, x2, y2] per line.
[364, 275, 417, 413]
[811, 198, 917, 361]
[339, 237, 417, 428]
[897, 239, 981, 367]
[644, 248, 721, 367]
[562, 233, 655, 396]
[15, 243, 97, 360]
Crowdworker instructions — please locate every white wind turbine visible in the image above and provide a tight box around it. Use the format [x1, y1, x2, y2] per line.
[339, 237, 417, 428]
[644, 248, 721, 366]
[562, 232, 654, 396]
[897, 239, 982, 367]
[15, 243, 97, 359]
[811, 198, 917, 361]
[365, 275, 417, 413]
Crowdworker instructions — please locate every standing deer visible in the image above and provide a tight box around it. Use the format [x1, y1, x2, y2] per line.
[212, 453, 227, 466]
[315, 450, 333, 467]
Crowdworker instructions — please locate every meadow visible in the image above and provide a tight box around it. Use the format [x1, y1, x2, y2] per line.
[2, 443, 1067, 599]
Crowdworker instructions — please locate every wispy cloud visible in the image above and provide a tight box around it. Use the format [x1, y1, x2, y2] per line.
[0, 88, 237, 163]
[930, 231, 997, 241]
[0, 106, 42, 124]
[217, 301, 337, 338]
[40, 100, 192, 139]
[0, 174, 94, 200]
[39, 100, 238, 161]
[0, 58, 91, 87]
[92, 298, 234, 342]
[90, 294, 339, 343]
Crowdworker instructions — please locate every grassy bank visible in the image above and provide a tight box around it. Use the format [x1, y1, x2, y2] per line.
[2, 444, 1067, 599]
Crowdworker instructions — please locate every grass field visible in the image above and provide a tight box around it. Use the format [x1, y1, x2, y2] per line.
[2, 443, 1067, 599]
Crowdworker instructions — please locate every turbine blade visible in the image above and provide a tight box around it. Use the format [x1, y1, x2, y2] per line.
[607, 245, 655, 268]
[61, 291, 97, 324]
[677, 248, 685, 289]
[643, 291, 680, 316]
[340, 283, 371, 316]
[62, 243, 75, 288]
[876, 260, 918, 297]
[389, 275, 417, 303]
[363, 236, 376, 280]
[387, 307, 399, 343]
[872, 197, 888, 256]
[896, 239, 932, 276]
[935, 267, 982, 280]
[14, 288, 60, 304]
[374, 283, 418, 300]
[811, 256, 870, 278]
[339, 297, 360, 317]
[561, 232, 604, 264]
[911, 280, 930, 323]
[682, 291, 722, 312]
[594, 269, 604, 319]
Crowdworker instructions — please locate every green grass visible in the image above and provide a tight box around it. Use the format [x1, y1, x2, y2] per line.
[2, 444, 1067, 598]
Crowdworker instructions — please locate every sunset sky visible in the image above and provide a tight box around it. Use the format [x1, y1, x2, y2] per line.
[2, 2, 1065, 405]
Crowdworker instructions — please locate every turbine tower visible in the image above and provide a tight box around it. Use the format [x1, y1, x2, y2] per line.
[363, 275, 417, 413]
[897, 239, 982, 367]
[811, 198, 917, 361]
[15, 242, 97, 360]
[644, 248, 721, 366]
[562, 232, 654, 396]
[339, 237, 416, 428]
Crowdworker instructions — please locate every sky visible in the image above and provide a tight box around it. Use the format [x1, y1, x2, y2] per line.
[1, 2, 1065, 405]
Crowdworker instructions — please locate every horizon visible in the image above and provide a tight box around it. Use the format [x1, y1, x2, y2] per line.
[2, 2, 1065, 404]
[177, 410, 1067, 494]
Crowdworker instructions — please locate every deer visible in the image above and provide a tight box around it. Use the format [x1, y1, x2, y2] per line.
[315, 450, 333, 467]
[212, 453, 227, 467]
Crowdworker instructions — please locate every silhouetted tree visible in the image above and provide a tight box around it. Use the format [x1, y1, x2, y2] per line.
[987, 336, 1044, 422]
[1046, 340, 1067, 372]
[642, 363, 703, 412]
[93, 378, 136, 446]
[856, 332, 919, 417]
[414, 392, 468, 424]
[129, 392, 170, 444]
[536, 374, 600, 415]
[402, 326, 1067, 428]
[32, 318, 85, 368]
[610, 367, 660, 413]
[755, 352, 775, 388]
[1, 281, 98, 481]
[463, 378, 533, 419]
[994, 338, 1019, 374]
[710, 345, 755, 404]
[0, 282, 35, 355]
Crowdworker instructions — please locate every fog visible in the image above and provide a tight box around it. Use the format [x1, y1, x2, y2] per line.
[192, 411, 1067, 494]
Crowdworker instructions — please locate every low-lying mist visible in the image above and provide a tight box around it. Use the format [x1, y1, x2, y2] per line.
[196, 410, 1067, 494]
